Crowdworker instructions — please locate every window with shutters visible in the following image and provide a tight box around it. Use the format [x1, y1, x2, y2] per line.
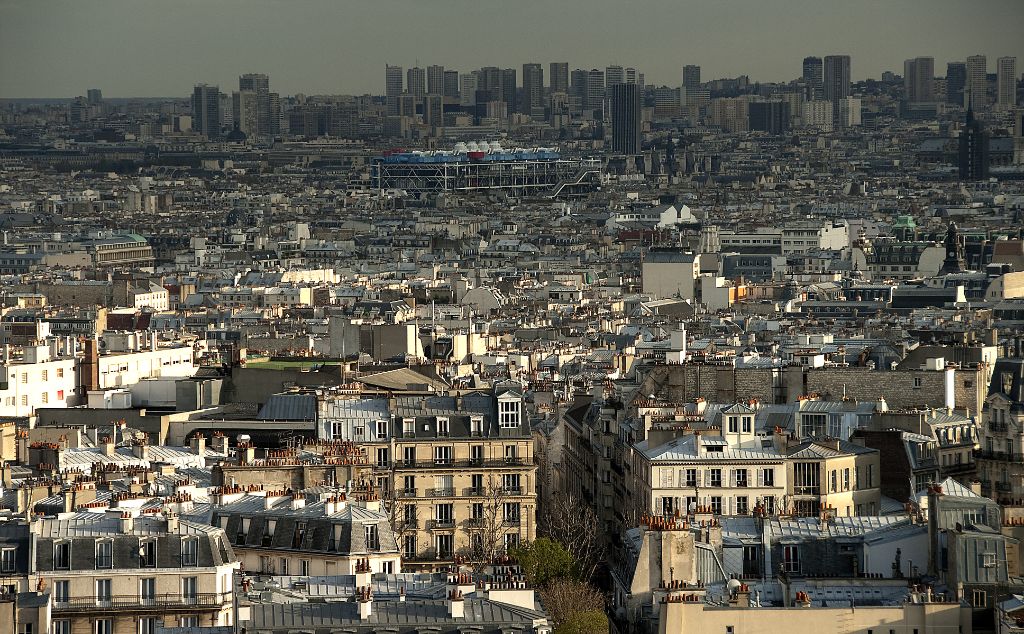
[659, 468, 674, 488]
[365, 524, 380, 550]
[710, 496, 722, 515]
[140, 539, 157, 567]
[709, 469, 722, 487]
[141, 577, 155, 603]
[96, 541, 113, 569]
[735, 469, 748, 488]
[181, 537, 198, 566]
[684, 469, 697, 487]
[783, 545, 800, 573]
[0, 547, 15, 572]
[54, 580, 70, 603]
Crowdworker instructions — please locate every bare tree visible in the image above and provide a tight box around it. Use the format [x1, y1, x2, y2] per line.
[538, 491, 605, 580]
[538, 578, 607, 630]
[465, 474, 514, 570]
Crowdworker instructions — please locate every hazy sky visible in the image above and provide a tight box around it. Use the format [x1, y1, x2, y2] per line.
[2, 0, 1023, 98]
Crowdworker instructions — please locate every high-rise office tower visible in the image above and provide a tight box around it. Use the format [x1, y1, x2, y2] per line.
[570, 68, 588, 110]
[959, 108, 989, 180]
[549, 62, 569, 94]
[500, 68, 517, 114]
[683, 65, 701, 90]
[997, 57, 1018, 110]
[427, 65, 445, 96]
[946, 62, 967, 106]
[587, 68, 605, 116]
[903, 57, 934, 103]
[478, 67, 502, 102]
[823, 55, 851, 125]
[87, 88, 103, 105]
[802, 57, 823, 99]
[386, 65, 403, 115]
[522, 63, 544, 115]
[625, 68, 637, 84]
[232, 90, 259, 136]
[268, 92, 281, 135]
[422, 94, 443, 128]
[443, 70, 460, 98]
[407, 67, 426, 96]
[749, 100, 791, 134]
[966, 55, 987, 110]
[239, 73, 271, 135]
[459, 72, 478, 107]
[191, 84, 221, 139]
[605, 65, 625, 87]
[610, 82, 641, 154]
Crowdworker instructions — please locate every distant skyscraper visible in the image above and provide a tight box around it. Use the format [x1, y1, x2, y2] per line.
[443, 70, 459, 98]
[386, 65, 403, 115]
[570, 68, 588, 110]
[422, 93, 443, 128]
[500, 68, 517, 113]
[427, 65, 445, 96]
[86, 88, 103, 105]
[903, 57, 934, 103]
[549, 62, 569, 94]
[802, 57, 823, 99]
[191, 84, 221, 139]
[587, 69, 605, 116]
[407, 67, 426, 96]
[997, 57, 1018, 110]
[682, 65, 701, 90]
[946, 62, 967, 106]
[522, 63, 544, 115]
[478, 67, 501, 101]
[605, 65, 625, 87]
[610, 82, 641, 154]
[823, 55, 851, 124]
[459, 72, 478, 107]
[625, 68, 637, 84]
[749, 100, 791, 134]
[232, 90, 259, 136]
[965, 55, 987, 110]
[959, 108, 989, 180]
[239, 73, 271, 135]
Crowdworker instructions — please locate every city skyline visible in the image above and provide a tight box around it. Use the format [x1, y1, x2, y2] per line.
[1, 0, 1023, 98]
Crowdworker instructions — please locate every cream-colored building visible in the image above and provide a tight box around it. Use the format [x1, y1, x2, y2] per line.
[10, 511, 238, 634]
[210, 490, 401, 577]
[657, 583, 970, 634]
[319, 388, 537, 570]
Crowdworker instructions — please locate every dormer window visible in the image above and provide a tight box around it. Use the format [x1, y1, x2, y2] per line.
[376, 419, 389, 439]
[470, 417, 483, 436]
[436, 417, 450, 437]
[499, 397, 520, 429]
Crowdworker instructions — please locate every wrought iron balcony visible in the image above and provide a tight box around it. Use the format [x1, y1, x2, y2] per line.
[53, 593, 231, 613]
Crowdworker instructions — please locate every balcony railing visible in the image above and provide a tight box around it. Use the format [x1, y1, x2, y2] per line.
[792, 486, 822, 496]
[977, 450, 1019, 462]
[464, 487, 484, 496]
[996, 481, 1013, 492]
[53, 593, 231, 613]
[396, 488, 418, 498]
[392, 458, 534, 470]
[426, 519, 456, 530]
[427, 488, 454, 497]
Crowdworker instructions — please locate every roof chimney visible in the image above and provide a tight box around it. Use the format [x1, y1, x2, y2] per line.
[120, 511, 134, 533]
[166, 511, 180, 533]
[357, 586, 373, 619]
[447, 588, 465, 618]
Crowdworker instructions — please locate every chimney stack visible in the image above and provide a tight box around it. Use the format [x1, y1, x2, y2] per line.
[357, 586, 373, 619]
[120, 511, 134, 533]
[166, 511, 180, 533]
[447, 588, 465, 618]
[102, 436, 115, 457]
[190, 433, 206, 457]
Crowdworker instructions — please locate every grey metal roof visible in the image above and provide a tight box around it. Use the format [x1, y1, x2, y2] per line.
[258, 393, 318, 421]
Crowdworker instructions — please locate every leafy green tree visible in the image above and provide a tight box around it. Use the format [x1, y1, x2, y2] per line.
[510, 537, 576, 586]
[555, 610, 609, 634]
